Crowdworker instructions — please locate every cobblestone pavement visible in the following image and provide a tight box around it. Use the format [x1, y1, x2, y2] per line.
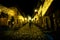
[0, 23, 49, 40]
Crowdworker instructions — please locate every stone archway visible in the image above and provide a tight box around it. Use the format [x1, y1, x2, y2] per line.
[0, 6, 18, 27]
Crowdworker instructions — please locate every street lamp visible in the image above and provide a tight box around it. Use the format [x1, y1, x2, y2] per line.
[34, 9, 38, 12]
[28, 16, 31, 20]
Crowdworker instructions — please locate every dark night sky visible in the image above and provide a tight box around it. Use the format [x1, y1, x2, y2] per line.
[0, 0, 39, 16]
[0, 0, 59, 16]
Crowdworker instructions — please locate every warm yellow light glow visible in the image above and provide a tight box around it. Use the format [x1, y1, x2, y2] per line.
[34, 0, 53, 20]
[28, 16, 31, 20]
[0, 9, 1, 12]
[34, 9, 38, 12]
[0, 9, 2, 15]
[8, 10, 15, 16]
[18, 15, 24, 22]
[38, 5, 42, 15]
[0, 6, 9, 14]
[42, 0, 53, 16]
[38, 0, 53, 16]
[31, 19, 34, 21]
[33, 14, 39, 21]
[24, 18, 27, 20]
[34, 14, 38, 19]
